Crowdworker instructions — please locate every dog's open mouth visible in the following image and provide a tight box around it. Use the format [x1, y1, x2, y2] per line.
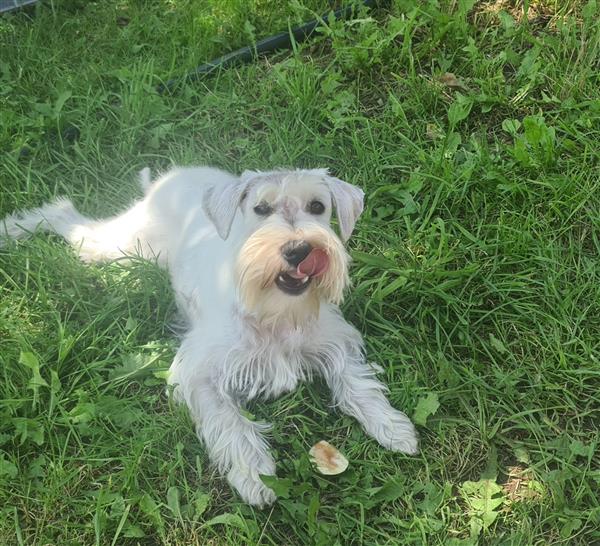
[276, 248, 329, 296]
[276, 272, 312, 295]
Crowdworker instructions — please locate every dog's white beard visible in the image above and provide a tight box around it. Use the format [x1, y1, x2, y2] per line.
[235, 222, 349, 327]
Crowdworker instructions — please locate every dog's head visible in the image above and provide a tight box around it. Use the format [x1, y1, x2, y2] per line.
[202, 168, 364, 324]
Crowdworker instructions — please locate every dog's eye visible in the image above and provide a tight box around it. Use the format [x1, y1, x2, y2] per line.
[308, 200, 325, 215]
[253, 202, 273, 216]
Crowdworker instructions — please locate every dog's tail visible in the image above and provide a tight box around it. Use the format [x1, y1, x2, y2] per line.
[0, 197, 148, 263]
[139, 167, 153, 195]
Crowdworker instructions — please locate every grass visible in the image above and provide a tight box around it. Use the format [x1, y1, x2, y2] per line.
[1, 0, 599, 544]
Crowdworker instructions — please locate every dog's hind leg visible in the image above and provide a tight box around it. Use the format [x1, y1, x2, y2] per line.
[2, 198, 79, 241]
[0, 197, 160, 264]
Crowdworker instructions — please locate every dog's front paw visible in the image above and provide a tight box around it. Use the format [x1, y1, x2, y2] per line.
[367, 409, 419, 455]
[227, 462, 277, 507]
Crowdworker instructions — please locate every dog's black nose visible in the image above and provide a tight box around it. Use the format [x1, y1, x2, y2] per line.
[282, 240, 312, 267]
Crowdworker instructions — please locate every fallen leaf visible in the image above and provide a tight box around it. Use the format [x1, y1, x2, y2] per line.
[426, 123, 444, 140]
[439, 72, 467, 90]
[413, 392, 440, 426]
[309, 440, 349, 475]
[461, 479, 506, 535]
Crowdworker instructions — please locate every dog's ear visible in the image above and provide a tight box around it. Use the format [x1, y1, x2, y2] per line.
[202, 174, 251, 240]
[323, 173, 365, 242]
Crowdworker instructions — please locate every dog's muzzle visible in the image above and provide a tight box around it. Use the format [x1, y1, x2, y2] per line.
[277, 241, 329, 295]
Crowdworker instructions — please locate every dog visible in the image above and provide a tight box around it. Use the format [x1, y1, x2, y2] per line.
[1, 167, 419, 506]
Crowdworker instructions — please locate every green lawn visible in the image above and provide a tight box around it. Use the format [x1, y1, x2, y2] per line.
[1, 1, 599, 544]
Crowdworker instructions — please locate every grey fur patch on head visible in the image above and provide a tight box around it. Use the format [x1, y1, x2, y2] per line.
[241, 168, 364, 242]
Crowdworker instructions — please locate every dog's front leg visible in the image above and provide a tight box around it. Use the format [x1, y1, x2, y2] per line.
[323, 353, 419, 455]
[181, 381, 277, 507]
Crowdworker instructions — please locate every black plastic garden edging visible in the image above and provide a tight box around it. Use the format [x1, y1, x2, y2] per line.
[158, 0, 380, 93]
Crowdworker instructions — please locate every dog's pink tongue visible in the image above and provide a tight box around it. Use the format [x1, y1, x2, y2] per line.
[297, 249, 329, 278]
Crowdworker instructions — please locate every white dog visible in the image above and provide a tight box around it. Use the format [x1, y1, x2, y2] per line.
[1, 167, 418, 506]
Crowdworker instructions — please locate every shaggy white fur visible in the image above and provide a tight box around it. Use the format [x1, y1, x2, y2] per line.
[1, 166, 419, 506]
